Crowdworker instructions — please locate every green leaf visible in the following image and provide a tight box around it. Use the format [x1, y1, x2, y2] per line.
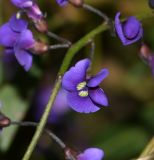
[95, 126, 149, 160]
[0, 85, 29, 151]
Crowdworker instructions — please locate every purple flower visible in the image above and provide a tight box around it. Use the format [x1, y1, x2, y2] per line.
[114, 12, 143, 45]
[77, 148, 104, 160]
[11, 0, 43, 20]
[0, 15, 35, 71]
[56, 0, 68, 6]
[62, 59, 109, 113]
[34, 86, 69, 123]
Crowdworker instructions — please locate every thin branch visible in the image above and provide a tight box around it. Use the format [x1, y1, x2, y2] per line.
[47, 31, 72, 46]
[48, 44, 70, 50]
[82, 4, 110, 23]
[11, 121, 66, 149]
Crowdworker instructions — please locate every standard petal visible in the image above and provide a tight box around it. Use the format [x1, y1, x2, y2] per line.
[15, 49, 32, 71]
[87, 69, 109, 87]
[11, 0, 33, 8]
[15, 29, 35, 50]
[77, 148, 104, 160]
[62, 59, 90, 91]
[9, 15, 28, 33]
[67, 92, 100, 113]
[123, 25, 143, 45]
[89, 88, 108, 107]
[0, 23, 19, 47]
[26, 3, 43, 20]
[123, 17, 140, 39]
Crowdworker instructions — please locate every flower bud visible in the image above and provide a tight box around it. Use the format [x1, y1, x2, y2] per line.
[32, 41, 48, 54]
[69, 0, 84, 7]
[64, 147, 77, 160]
[34, 19, 48, 33]
[139, 43, 152, 61]
[114, 12, 143, 45]
[0, 112, 11, 128]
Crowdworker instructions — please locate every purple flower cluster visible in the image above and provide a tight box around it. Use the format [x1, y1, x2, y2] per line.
[62, 59, 109, 113]
[0, 15, 35, 71]
[11, 0, 43, 20]
[114, 12, 143, 45]
[77, 148, 104, 160]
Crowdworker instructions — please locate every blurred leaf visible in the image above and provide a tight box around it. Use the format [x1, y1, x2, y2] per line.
[0, 85, 29, 151]
[140, 103, 154, 131]
[96, 126, 149, 160]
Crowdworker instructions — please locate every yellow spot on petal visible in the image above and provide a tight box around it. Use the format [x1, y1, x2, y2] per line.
[78, 91, 88, 97]
[16, 12, 21, 19]
[77, 81, 86, 91]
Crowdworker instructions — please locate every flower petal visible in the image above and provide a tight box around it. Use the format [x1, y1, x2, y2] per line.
[5, 48, 14, 55]
[9, 15, 28, 33]
[123, 16, 140, 39]
[67, 92, 100, 113]
[115, 12, 127, 45]
[14, 49, 32, 71]
[77, 148, 104, 160]
[15, 29, 35, 50]
[11, 0, 33, 8]
[87, 69, 109, 87]
[0, 23, 19, 47]
[62, 59, 90, 91]
[115, 12, 143, 45]
[56, 0, 68, 6]
[89, 88, 108, 107]
[26, 3, 43, 20]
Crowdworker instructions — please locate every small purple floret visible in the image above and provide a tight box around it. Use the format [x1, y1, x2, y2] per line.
[56, 0, 68, 6]
[77, 148, 104, 160]
[62, 59, 109, 113]
[11, 0, 43, 20]
[114, 12, 143, 45]
[0, 15, 35, 71]
[34, 86, 69, 123]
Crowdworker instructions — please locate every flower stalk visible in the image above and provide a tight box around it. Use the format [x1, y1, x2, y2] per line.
[22, 22, 108, 160]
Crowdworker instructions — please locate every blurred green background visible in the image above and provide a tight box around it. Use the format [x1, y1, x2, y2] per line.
[0, 0, 154, 160]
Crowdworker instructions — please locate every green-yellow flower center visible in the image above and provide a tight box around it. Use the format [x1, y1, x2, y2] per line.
[78, 90, 89, 97]
[77, 81, 88, 97]
[76, 81, 87, 91]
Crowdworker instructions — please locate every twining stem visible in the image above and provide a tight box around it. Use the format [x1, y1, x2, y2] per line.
[22, 22, 108, 160]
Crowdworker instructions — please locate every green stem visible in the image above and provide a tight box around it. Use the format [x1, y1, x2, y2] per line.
[59, 23, 109, 74]
[22, 22, 108, 160]
[136, 137, 154, 160]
